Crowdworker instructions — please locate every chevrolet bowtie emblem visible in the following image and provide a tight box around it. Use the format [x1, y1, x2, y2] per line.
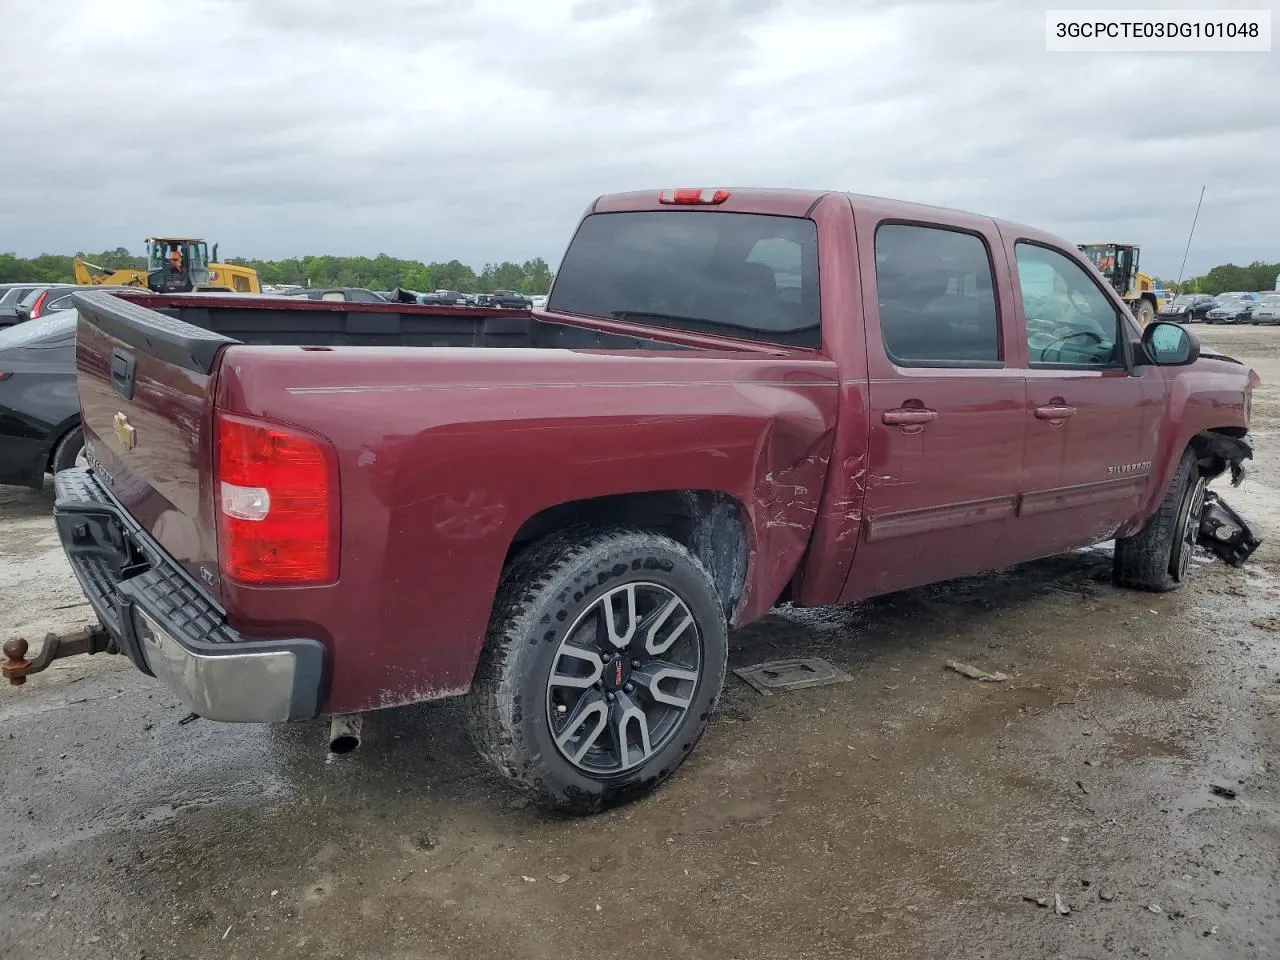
[113, 412, 137, 450]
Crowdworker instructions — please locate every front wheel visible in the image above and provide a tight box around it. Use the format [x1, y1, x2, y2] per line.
[467, 527, 728, 814]
[1114, 448, 1205, 592]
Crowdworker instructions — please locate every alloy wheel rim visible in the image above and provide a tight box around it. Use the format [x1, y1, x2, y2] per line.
[1173, 476, 1207, 580]
[546, 581, 702, 775]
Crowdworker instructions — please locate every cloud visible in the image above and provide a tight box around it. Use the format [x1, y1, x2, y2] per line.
[0, 0, 1276, 278]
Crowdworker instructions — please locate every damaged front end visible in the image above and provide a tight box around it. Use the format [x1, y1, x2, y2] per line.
[1194, 431, 1262, 568]
[1198, 492, 1262, 567]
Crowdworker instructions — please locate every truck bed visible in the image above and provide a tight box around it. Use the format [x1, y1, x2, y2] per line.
[113, 292, 689, 352]
[67, 290, 840, 715]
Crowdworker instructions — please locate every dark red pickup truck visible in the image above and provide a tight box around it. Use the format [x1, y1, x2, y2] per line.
[10, 187, 1261, 813]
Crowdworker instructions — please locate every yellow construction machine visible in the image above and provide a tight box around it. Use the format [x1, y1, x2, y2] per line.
[73, 237, 261, 294]
[1077, 242, 1159, 326]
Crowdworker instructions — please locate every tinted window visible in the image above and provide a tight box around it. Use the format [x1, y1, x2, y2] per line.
[0, 286, 36, 306]
[1015, 243, 1122, 367]
[45, 294, 76, 312]
[873, 223, 1000, 365]
[549, 211, 821, 347]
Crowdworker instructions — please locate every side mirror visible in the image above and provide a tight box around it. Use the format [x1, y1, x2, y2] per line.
[1143, 320, 1199, 365]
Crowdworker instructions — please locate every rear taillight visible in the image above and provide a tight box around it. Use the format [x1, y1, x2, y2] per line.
[29, 290, 48, 319]
[214, 411, 339, 586]
[0, 371, 11, 382]
[658, 188, 731, 205]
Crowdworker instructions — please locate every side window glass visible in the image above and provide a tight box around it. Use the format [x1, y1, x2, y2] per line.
[1016, 243, 1122, 367]
[874, 224, 1000, 366]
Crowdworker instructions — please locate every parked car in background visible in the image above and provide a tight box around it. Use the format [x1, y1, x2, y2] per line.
[0, 310, 85, 487]
[1206, 296, 1258, 324]
[1159, 293, 1214, 323]
[421, 289, 466, 305]
[1250, 294, 1280, 325]
[279, 287, 388, 302]
[530, 295, 548, 310]
[0, 283, 45, 328]
[13, 284, 144, 325]
[477, 290, 533, 309]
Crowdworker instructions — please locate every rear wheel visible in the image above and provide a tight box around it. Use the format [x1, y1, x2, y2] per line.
[1133, 300, 1156, 327]
[49, 425, 86, 474]
[467, 527, 728, 814]
[1113, 448, 1204, 592]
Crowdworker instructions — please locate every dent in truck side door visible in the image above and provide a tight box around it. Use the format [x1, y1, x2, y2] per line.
[1006, 240, 1163, 557]
[840, 212, 1028, 602]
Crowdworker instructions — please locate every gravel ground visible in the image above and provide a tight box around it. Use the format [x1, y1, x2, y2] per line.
[1, 324, 1277, 960]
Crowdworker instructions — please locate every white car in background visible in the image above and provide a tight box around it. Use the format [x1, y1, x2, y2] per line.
[530, 295, 548, 310]
[1250, 294, 1280, 325]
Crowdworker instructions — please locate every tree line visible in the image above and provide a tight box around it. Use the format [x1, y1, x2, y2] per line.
[5, 248, 1275, 299]
[1168, 261, 1279, 295]
[0, 249, 555, 295]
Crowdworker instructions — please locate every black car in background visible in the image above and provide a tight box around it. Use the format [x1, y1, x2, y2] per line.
[0, 310, 83, 487]
[476, 289, 534, 309]
[1158, 293, 1214, 323]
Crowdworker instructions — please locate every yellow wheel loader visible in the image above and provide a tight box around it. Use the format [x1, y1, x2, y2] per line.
[1077, 242, 1159, 327]
[73, 237, 261, 294]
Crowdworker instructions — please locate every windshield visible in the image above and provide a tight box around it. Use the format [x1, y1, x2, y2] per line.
[1171, 295, 1197, 306]
[549, 210, 821, 347]
[0, 311, 77, 348]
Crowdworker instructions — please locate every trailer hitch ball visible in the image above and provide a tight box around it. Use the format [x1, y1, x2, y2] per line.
[3, 637, 30, 686]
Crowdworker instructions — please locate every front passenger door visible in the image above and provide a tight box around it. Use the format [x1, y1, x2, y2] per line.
[1012, 241, 1163, 558]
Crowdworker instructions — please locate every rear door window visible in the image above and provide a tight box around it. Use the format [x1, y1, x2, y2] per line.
[873, 223, 1001, 366]
[549, 211, 821, 347]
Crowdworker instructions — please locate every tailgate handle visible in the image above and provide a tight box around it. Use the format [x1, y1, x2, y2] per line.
[110, 348, 136, 400]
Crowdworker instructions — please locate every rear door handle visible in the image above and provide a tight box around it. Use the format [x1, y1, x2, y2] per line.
[1034, 403, 1077, 420]
[883, 407, 938, 426]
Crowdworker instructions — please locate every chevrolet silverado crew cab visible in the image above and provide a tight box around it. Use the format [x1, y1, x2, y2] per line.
[13, 188, 1260, 814]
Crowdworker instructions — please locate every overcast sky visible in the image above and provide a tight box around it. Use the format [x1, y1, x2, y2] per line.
[2, 0, 1277, 278]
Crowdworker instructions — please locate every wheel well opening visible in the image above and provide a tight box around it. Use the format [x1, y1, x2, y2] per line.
[506, 491, 750, 620]
[1189, 427, 1249, 481]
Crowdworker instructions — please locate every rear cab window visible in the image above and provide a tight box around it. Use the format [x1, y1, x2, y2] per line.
[549, 211, 821, 347]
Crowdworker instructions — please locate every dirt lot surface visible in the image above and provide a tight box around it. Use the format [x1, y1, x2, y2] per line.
[2, 325, 1278, 960]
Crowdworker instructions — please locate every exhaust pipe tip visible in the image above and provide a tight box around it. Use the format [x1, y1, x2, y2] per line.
[328, 714, 363, 755]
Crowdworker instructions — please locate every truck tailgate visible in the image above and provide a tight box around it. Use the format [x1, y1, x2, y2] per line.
[72, 291, 234, 600]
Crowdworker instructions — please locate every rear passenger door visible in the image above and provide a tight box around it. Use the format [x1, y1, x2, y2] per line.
[1006, 240, 1163, 558]
[841, 214, 1027, 601]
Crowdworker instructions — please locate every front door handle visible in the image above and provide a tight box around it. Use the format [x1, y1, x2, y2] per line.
[883, 407, 938, 426]
[1034, 403, 1077, 420]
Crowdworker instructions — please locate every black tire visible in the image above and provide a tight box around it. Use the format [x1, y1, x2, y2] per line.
[467, 526, 728, 814]
[49, 425, 85, 474]
[1134, 300, 1155, 327]
[1113, 448, 1205, 592]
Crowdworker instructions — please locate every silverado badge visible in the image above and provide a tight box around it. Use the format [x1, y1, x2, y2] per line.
[113, 412, 137, 450]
